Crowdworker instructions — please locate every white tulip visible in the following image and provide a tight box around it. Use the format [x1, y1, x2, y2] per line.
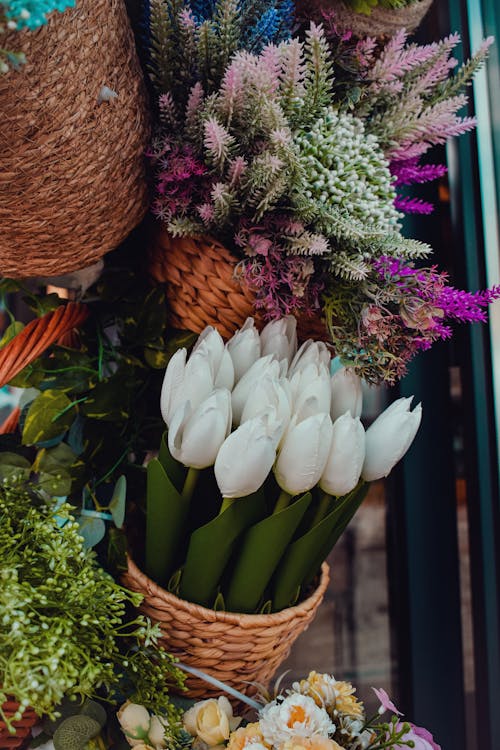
[215, 411, 283, 498]
[289, 339, 331, 376]
[320, 412, 365, 496]
[168, 390, 232, 469]
[193, 326, 235, 390]
[274, 412, 333, 496]
[330, 367, 363, 421]
[260, 316, 298, 366]
[240, 375, 292, 435]
[362, 397, 422, 481]
[290, 362, 331, 417]
[160, 348, 214, 428]
[231, 355, 281, 425]
[226, 318, 261, 382]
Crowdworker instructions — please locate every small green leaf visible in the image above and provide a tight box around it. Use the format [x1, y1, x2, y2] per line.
[213, 592, 226, 611]
[22, 390, 76, 446]
[259, 600, 272, 615]
[77, 515, 106, 549]
[0, 321, 24, 348]
[144, 345, 170, 369]
[109, 475, 126, 528]
[53, 715, 101, 750]
[0, 452, 31, 483]
[167, 568, 182, 595]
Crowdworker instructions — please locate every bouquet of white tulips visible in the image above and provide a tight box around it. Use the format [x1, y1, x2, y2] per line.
[144, 317, 422, 613]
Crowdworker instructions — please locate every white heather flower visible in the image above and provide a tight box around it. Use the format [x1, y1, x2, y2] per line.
[259, 694, 335, 747]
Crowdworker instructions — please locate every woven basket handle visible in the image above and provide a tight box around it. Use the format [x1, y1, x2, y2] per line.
[0, 303, 89, 434]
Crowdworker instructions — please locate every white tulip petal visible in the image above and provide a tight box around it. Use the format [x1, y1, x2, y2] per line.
[226, 318, 261, 382]
[215, 347, 235, 390]
[330, 367, 363, 421]
[231, 355, 279, 425]
[160, 348, 187, 427]
[215, 413, 282, 498]
[320, 413, 365, 496]
[169, 390, 232, 469]
[289, 340, 331, 376]
[362, 400, 422, 481]
[240, 376, 292, 435]
[292, 362, 331, 416]
[260, 316, 298, 364]
[275, 413, 333, 495]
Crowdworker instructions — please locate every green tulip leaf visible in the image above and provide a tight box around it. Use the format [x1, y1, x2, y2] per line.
[22, 390, 76, 446]
[224, 492, 312, 613]
[77, 515, 106, 549]
[145, 458, 189, 586]
[109, 475, 127, 528]
[180, 490, 267, 608]
[0, 452, 31, 483]
[158, 431, 186, 494]
[53, 715, 101, 750]
[271, 483, 369, 611]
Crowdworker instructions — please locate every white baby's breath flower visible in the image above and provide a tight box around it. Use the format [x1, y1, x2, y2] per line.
[259, 694, 334, 747]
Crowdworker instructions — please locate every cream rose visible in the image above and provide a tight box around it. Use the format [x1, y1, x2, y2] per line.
[184, 697, 241, 746]
[117, 702, 152, 746]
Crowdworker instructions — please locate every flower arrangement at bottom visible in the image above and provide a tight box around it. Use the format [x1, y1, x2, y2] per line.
[143, 315, 421, 614]
[117, 672, 441, 750]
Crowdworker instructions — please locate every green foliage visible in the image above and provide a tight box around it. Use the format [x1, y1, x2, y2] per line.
[0, 481, 184, 733]
[344, 0, 420, 12]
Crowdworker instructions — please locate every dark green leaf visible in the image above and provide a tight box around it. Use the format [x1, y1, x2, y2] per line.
[33, 443, 79, 496]
[224, 492, 313, 613]
[271, 483, 369, 611]
[145, 458, 189, 587]
[22, 390, 76, 446]
[180, 490, 267, 608]
[158, 431, 186, 494]
[107, 527, 128, 572]
[79, 699, 107, 729]
[0, 452, 31, 483]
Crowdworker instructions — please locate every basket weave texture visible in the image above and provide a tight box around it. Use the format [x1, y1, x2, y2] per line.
[122, 555, 330, 699]
[0, 0, 150, 279]
[300, 0, 433, 36]
[0, 700, 38, 750]
[149, 229, 328, 341]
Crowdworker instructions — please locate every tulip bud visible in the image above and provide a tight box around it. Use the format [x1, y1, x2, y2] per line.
[362, 397, 422, 481]
[260, 316, 298, 366]
[160, 347, 214, 428]
[274, 412, 333, 495]
[226, 318, 261, 382]
[290, 362, 331, 417]
[193, 327, 235, 391]
[148, 716, 168, 748]
[289, 339, 331, 376]
[231, 355, 280, 425]
[168, 389, 232, 469]
[320, 413, 365, 496]
[330, 367, 363, 421]
[215, 411, 283, 498]
[240, 375, 292, 432]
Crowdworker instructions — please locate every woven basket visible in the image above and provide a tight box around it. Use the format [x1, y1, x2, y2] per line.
[0, 699, 38, 750]
[149, 228, 329, 341]
[122, 555, 330, 699]
[0, 0, 150, 279]
[0, 302, 88, 435]
[300, 0, 433, 36]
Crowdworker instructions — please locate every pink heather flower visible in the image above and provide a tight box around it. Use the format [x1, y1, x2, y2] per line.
[204, 118, 234, 162]
[394, 723, 441, 750]
[197, 203, 215, 224]
[372, 687, 403, 716]
[394, 196, 435, 215]
[391, 159, 448, 188]
[228, 156, 248, 186]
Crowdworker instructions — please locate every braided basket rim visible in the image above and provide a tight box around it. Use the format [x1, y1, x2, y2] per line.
[125, 554, 330, 625]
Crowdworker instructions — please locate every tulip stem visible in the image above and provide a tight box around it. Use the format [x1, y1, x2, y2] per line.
[182, 467, 200, 503]
[311, 491, 333, 527]
[273, 490, 292, 515]
[220, 497, 236, 514]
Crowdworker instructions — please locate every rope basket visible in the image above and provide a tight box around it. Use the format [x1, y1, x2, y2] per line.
[122, 555, 330, 699]
[149, 228, 329, 342]
[0, 700, 38, 750]
[299, 0, 433, 36]
[0, 0, 150, 279]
